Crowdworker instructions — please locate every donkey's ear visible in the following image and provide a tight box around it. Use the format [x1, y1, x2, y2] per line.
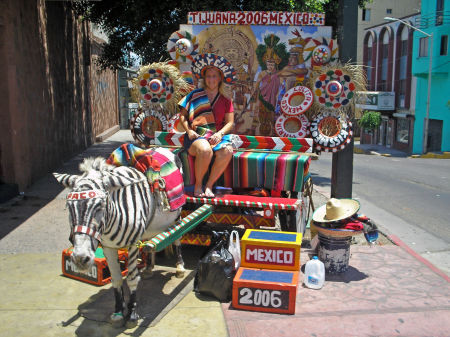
[102, 172, 145, 190]
[53, 173, 79, 189]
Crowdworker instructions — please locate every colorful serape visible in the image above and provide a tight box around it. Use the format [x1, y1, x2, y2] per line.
[177, 150, 196, 186]
[106, 143, 185, 211]
[178, 88, 216, 133]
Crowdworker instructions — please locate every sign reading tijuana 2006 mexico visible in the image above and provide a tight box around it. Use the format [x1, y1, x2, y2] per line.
[188, 11, 325, 26]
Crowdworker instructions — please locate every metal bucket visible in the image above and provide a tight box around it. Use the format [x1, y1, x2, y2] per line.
[318, 233, 352, 274]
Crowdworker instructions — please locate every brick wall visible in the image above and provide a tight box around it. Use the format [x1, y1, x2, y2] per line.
[0, 0, 118, 190]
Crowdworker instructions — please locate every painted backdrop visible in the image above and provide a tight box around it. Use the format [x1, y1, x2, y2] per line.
[178, 24, 334, 136]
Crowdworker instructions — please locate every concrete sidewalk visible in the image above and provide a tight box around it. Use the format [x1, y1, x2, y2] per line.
[0, 130, 449, 337]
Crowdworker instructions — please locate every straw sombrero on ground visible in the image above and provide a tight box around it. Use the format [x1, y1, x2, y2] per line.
[312, 198, 360, 223]
[191, 53, 237, 85]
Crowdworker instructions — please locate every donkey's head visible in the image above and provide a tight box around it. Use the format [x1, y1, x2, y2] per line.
[54, 157, 143, 270]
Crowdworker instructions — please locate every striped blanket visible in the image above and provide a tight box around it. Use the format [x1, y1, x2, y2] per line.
[175, 148, 309, 193]
[233, 151, 310, 192]
[106, 143, 185, 211]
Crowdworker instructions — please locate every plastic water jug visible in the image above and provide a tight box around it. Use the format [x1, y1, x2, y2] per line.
[303, 256, 325, 289]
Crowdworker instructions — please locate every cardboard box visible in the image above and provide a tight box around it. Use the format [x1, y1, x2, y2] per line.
[232, 267, 299, 314]
[62, 247, 128, 286]
[241, 229, 302, 271]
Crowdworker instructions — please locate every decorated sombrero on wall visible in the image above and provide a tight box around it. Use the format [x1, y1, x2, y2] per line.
[131, 61, 192, 112]
[314, 69, 356, 109]
[310, 114, 353, 153]
[303, 37, 338, 68]
[130, 109, 169, 147]
[191, 53, 237, 85]
[167, 30, 199, 64]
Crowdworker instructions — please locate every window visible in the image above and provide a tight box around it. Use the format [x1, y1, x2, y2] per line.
[440, 35, 448, 55]
[396, 118, 410, 144]
[436, 0, 444, 25]
[367, 46, 372, 84]
[397, 30, 408, 108]
[386, 9, 392, 14]
[362, 9, 371, 21]
[419, 37, 428, 57]
[379, 32, 389, 91]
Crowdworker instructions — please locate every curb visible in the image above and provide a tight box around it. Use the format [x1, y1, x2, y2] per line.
[312, 186, 449, 281]
[95, 125, 120, 143]
[354, 146, 401, 157]
[410, 152, 450, 159]
[387, 233, 450, 282]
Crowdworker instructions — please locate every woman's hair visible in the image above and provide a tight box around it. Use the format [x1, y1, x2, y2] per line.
[198, 67, 230, 99]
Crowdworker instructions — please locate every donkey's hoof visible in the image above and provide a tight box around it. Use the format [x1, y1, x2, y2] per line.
[110, 312, 125, 328]
[175, 263, 185, 278]
[141, 268, 154, 279]
[126, 318, 138, 329]
[126, 311, 139, 329]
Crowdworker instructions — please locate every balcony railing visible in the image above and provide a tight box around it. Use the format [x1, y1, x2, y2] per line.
[414, 10, 450, 28]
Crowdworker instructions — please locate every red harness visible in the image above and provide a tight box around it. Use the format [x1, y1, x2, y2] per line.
[66, 189, 105, 242]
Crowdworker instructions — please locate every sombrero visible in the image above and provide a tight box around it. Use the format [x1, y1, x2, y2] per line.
[167, 30, 199, 64]
[314, 69, 356, 109]
[312, 198, 360, 223]
[191, 53, 237, 85]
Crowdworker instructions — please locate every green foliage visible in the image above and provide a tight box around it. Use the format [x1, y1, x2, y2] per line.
[72, 0, 373, 70]
[358, 110, 381, 131]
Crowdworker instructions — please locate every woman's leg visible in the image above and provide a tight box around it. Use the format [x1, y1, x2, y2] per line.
[204, 145, 233, 196]
[188, 139, 213, 196]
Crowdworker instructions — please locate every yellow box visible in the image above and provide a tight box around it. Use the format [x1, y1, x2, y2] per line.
[241, 229, 302, 271]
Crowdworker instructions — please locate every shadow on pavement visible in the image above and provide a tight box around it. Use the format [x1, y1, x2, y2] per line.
[325, 266, 369, 283]
[70, 268, 195, 336]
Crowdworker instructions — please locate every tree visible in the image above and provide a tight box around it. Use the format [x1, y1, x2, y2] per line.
[358, 110, 381, 132]
[73, 0, 372, 70]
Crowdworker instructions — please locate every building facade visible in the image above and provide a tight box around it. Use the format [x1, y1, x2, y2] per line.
[361, 14, 420, 153]
[357, 0, 422, 63]
[411, 0, 450, 154]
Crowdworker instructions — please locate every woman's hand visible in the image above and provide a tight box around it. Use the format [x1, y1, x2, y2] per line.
[208, 132, 223, 146]
[187, 129, 199, 140]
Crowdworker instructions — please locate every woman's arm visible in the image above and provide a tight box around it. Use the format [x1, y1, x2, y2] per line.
[219, 112, 234, 136]
[179, 107, 199, 140]
[209, 111, 234, 146]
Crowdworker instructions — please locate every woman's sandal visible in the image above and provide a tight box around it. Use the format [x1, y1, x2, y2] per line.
[194, 190, 204, 198]
[203, 188, 215, 198]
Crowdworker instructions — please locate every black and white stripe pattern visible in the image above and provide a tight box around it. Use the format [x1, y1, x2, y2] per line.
[54, 155, 184, 325]
[57, 159, 155, 249]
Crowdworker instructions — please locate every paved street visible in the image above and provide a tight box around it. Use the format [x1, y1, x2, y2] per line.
[311, 151, 450, 274]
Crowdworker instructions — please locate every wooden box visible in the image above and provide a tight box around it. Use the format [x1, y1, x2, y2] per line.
[62, 247, 128, 286]
[241, 229, 302, 271]
[232, 267, 299, 314]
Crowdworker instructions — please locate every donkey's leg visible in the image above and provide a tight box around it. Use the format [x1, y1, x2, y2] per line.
[174, 239, 185, 278]
[125, 245, 141, 328]
[141, 249, 155, 279]
[103, 247, 125, 327]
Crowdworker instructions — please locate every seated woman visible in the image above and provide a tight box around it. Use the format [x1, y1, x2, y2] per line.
[178, 55, 236, 198]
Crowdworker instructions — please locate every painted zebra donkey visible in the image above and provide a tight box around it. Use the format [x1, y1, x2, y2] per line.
[54, 146, 186, 327]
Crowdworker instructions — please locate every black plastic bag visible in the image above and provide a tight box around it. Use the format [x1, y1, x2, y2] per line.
[194, 231, 236, 302]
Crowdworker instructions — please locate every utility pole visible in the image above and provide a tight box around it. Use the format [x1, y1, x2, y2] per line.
[331, 0, 359, 198]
